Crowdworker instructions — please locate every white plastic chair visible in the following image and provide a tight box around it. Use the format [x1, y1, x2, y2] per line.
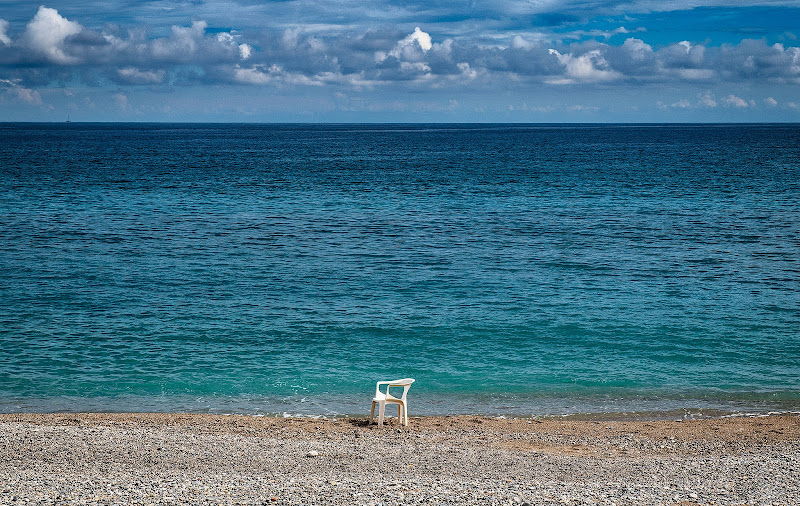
[370, 378, 415, 426]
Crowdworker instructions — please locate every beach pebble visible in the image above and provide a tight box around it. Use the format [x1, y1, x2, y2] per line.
[1, 413, 798, 505]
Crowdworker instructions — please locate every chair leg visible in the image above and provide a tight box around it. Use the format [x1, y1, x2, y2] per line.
[378, 401, 386, 426]
[398, 404, 402, 423]
[403, 404, 408, 426]
[370, 401, 375, 423]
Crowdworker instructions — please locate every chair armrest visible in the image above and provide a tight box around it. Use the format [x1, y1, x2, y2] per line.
[375, 379, 414, 397]
[375, 381, 391, 397]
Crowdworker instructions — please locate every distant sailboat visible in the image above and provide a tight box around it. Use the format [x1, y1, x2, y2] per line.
[65, 113, 71, 123]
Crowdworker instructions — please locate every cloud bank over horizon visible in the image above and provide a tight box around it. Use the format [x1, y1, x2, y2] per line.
[1, 1, 798, 121]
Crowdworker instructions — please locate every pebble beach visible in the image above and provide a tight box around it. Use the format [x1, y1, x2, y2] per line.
[1, 413, 798, 505]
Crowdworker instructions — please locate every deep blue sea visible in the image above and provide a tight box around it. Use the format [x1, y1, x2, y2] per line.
[1, 123, 799, 419]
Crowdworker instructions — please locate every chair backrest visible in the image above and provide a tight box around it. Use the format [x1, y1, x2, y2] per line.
[378, 378, 415, 400]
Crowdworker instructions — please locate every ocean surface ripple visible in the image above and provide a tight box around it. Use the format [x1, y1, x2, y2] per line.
[1, 123, 798, 417]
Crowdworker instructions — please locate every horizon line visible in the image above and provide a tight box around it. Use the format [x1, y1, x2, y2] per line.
[3, 121, 800, 126]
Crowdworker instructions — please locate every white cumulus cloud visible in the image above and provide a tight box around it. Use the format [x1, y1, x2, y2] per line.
[512, 35, 536, 51]
[0, 19, 11, 45]
[23, 6, 83, 64]
[548, 49, 622, 83]
[457, 62, 478, 80]
[622, 38, 653, 61]
[239, 43, 252, 60]
[380, 27, 433, 62]
[152, 20, 207, 60]
[234, 64, 276, 84]
[400, 61, 431, 73]
[698, 91, 717, 107]
[409, 27, 432, 51]
[233, 64, 324, 86]
[724, 94, 749, 107]
[216, 32, 234, 44]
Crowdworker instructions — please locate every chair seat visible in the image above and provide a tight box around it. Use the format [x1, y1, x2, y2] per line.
[372, 393, 401, 402]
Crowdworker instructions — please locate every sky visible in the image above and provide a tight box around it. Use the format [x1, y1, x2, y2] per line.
[0, 0, 799, 122]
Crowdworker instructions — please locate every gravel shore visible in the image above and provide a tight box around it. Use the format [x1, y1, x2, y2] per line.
[1, 413, 798, 505]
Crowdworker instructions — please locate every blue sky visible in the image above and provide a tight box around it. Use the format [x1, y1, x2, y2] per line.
[1, 0, 799, 121]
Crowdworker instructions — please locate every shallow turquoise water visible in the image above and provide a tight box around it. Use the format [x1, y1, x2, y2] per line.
[1, 123, 798, 417]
